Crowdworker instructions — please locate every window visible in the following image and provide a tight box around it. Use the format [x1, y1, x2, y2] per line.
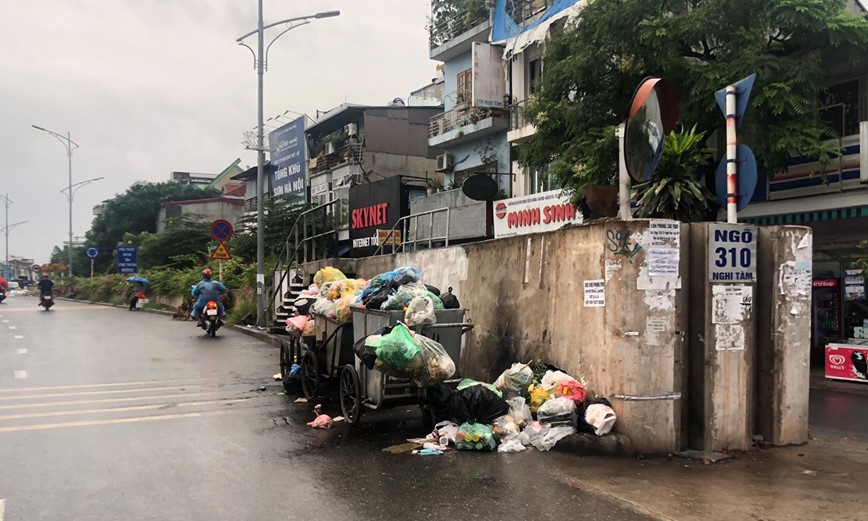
[457, 69, 473, 104]
[528, 58, 542, 95]
[820, 80, 860, 137]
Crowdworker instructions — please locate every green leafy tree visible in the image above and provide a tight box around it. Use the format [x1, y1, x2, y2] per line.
[85, 182, 219, 272]
[120, 214, 212, 269]
[520, 0, 868, 199]
[232, 196, 334, 264]
[48, 244, 90, 277]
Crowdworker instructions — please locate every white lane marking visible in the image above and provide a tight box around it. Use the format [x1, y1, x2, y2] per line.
[13, 335, 23, 340]
[0, 391, 212, 411]
[0, 409, 232, 433]
[0, 378, 205, 394]
[8, 327, 16, 330]
[16, 349, 27, 355]
[0, 498, 5, 521]
[1, 320, 8, 323]
[13, 371, 26, 379]
[0, 397, 250, 421]
[0, 385, 198, 402]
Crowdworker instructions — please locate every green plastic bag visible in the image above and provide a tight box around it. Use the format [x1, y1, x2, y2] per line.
[373, 323, 421, 372]
[455, 422, 497, 451]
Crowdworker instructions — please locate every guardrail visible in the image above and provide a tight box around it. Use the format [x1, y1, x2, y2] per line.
[373, 207, 451, 256]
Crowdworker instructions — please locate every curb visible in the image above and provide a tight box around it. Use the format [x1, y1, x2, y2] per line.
[229, 324, 285, 348]
[58, 297, 178, 317]
[554, 432, 637, 458]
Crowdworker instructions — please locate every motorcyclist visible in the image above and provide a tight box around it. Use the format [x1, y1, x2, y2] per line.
[0, 275, 8, 292]
[190, 268, 227, 324]
[37, 274, 54, 305]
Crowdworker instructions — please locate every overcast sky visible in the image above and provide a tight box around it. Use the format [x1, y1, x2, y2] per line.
[0, 0, 435, 263]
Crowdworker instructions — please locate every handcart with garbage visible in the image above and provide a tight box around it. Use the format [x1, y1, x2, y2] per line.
[338, 306, 472, 428]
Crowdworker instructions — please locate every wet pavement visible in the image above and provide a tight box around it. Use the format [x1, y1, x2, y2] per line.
[0, 297, 654, 521]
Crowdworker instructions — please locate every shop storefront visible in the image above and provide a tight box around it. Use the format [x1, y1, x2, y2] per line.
[348, 176, 426, 258]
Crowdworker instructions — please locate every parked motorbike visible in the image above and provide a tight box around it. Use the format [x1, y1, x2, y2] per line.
[40, 292, 54, 311]
[200, 300, 222, 337]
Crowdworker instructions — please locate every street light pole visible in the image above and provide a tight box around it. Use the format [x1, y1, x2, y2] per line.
[0, 194, 27, 278]
[237, 6, 340, 330]
[32, 125, 80, 277]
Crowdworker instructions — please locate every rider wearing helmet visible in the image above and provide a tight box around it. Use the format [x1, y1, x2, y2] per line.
[190, 268, 227, 323]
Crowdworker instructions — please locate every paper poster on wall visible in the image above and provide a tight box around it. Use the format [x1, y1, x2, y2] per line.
[712, 285, 752, 324]
[715, 324, 745, 351]
[646, 316, 668, 333]
[605, 259, 622, 283]
[584, 279, 605, 307]
[780, 263, 812, 297]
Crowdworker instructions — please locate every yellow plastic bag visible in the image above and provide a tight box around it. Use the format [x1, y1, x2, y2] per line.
[528, 384, 551, 413]
[313, 267, 346, 287]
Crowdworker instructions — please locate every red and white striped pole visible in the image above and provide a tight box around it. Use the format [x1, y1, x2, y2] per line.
[725, 85, 738, 223]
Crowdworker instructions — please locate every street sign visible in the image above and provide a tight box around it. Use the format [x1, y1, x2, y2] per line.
[210, 242, 232, 260]
[32, 264, 41, 272]
[715, 144, 758, 211]
[117, 246, 138, 274]
[708, 223, 757, 283]
[86, 247, 99, 259]
[210, 219, 234, 242]
[715, 73, 756, 130]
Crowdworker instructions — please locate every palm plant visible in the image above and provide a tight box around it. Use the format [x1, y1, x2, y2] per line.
[634, 125, 717, 221]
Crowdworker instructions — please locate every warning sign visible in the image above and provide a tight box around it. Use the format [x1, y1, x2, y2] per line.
[210, 242, 232, 260]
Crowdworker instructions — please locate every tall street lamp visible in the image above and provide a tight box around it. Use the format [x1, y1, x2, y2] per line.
[237, 4, 340, 329]
[1, 193, 27, 279]
[32, 125, 80, 277]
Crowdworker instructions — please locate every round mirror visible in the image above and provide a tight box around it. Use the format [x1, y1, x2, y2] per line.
[624, 78, 677, 182]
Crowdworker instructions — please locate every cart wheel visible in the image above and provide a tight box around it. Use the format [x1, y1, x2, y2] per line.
[300, 350, 319, 400]
[421, 405, 436, 433]
[339, 365, 362, 426]
[279, 343, 295, 394]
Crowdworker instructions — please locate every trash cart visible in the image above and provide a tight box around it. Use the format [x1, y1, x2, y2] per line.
[338, 307, 472, 428]
[298, 313, 355, 400]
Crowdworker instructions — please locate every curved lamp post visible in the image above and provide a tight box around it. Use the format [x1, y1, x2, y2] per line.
[236, 4, 339, 329]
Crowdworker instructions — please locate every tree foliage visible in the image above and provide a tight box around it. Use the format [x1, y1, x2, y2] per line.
[520, 0, 868, 198]
[84, 182, 219, 272]
[119, 215, 212, 270]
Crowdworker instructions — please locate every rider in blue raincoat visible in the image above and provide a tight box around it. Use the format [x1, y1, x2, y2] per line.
[191, 268, 227, 322]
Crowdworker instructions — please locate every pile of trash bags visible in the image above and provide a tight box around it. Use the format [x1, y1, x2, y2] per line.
[361, 323, 456, 386]
[285, 266, 462, 332]
[422, 361, 617, 453]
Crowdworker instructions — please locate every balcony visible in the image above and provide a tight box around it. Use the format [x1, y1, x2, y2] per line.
[429, 0, 491, 61]
[428, 105, 510, 148]
[506, 99, 537, 143]
[309, 140, 364, 175]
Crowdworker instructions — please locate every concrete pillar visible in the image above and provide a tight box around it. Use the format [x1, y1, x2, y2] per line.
[756, 226, 812, 446]
[687, 223, 758, 451]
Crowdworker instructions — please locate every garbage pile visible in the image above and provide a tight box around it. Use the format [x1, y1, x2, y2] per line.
[421, 362, 617, 453]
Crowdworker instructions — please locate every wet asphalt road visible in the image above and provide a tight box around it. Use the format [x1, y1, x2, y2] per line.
[0, 296, 654, 521]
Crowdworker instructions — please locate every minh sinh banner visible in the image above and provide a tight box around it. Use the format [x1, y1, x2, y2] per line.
[268, 116, 307, 197]
[493, 189, 582, 239]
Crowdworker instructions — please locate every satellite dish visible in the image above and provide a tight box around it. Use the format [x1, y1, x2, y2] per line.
[462, 174, 498, 201]
[624, 77, 678, 182]
[390, 97, 406, 106]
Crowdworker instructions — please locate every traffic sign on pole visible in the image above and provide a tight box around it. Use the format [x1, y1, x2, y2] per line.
[210, 220, 234, 242]
[86, 247, 99, 259]
[210, 242, 232, 260]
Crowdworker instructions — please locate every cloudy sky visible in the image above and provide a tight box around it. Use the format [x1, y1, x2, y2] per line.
[0, 0, 435, 263]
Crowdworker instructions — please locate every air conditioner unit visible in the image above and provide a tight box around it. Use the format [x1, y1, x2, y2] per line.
[344, 123, 358, 137]
[324, 142, 336, 155]
[435, 154, 454, 172]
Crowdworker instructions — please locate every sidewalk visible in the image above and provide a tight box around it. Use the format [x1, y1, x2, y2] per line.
[548, 376, 868, 521]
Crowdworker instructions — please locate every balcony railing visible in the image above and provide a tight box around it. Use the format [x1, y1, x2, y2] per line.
[509, 99, 531, 131]
[429, 105, 509, 139]
[506, 0, 554, 25]
[428, 0, 490, 49]
[309, 140, 364, 175]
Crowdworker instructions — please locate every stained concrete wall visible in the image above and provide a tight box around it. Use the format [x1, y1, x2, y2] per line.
[756, 226, 812, 446]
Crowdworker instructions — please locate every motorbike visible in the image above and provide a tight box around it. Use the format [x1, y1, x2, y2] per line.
[0, 287, 6, 303]
[40, 292, 54, 311]
[200, 300, 222, 337]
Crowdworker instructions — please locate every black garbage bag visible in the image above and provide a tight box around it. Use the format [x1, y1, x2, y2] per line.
[353, 326, 392, 370]
[440, 286, 460, 309]
[363, 281, 398, 309]
[447, 385, 509, 424]
[576, 397, 613, 434]
[424, 284, 441, 296]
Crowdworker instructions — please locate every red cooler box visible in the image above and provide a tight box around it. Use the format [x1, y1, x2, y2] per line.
[825, 343, 868, 383]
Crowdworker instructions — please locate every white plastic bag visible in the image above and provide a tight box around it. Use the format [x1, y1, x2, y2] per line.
[413, 334, 455, 385]
[433, 420, 459, 445]
[533, 426, 575, 451]
[540, 370, 578, 393]
[495, 363, 534, 393]
[405, 295, 437, 327]
[505, 396, 532, 428]
[497, 437, 527, 453]
[585, 403, 617, 436]
[537, 396, 577, 426]
[492, 415, 520, 439]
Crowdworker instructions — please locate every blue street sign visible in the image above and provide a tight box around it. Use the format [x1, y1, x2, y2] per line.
[2, 266, 9, 279]
[117, 246, 138, 274]
[716, 144, 758, 211]
[86, 247, 99, 259]
[715, 73, 756, 130]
